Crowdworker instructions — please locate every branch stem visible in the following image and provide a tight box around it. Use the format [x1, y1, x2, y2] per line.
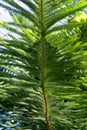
[40, 0, 51, 130]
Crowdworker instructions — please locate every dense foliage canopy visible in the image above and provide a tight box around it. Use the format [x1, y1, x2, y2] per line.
[0, 0, 87, 129]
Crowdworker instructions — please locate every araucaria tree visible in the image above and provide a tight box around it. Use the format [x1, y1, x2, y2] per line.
[0, 0, 87, 129]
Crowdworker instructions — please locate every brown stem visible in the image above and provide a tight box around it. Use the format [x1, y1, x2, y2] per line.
[41, 35, 51, 130]
[43, 86, 51, 130]
[40, 0, 51, 130]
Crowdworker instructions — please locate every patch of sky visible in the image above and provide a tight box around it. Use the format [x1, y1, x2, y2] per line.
[0, 111, 21, 129]
[13, 0, 34, 14]
[0, 7, 12, 22]
[0, 0, 19, 12]
[0, 7, 13, 39]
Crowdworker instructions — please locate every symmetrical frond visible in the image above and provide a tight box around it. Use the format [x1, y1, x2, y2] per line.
[0, 0, 87, 129]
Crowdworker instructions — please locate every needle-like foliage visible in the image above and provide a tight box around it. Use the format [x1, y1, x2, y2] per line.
[0, 0, 87, 129]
